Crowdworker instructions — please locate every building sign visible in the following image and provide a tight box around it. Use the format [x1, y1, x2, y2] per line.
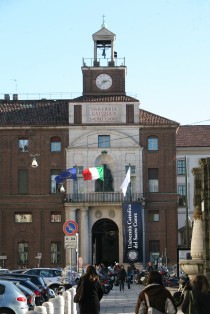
[87, 104, 122, 123]
[122, 202, 143, 263]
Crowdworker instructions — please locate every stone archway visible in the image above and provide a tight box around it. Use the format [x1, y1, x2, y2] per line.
[92, 218, 119, 266]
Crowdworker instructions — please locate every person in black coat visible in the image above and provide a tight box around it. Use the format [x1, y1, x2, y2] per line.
[77, 265, 104, 314]
[182, 274, 210, 314]
[135, 270, 177, 314]
[118, 264, 127, 292]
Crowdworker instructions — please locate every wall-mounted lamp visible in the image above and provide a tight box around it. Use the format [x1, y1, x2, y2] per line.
[30, 154, 40, 168]
[60, 183, 65, 193]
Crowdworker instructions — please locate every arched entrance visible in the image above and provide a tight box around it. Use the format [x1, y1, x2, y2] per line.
[92, 218, 119, 266]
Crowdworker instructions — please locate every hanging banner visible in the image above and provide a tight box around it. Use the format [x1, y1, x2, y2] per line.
[122, 202, 143, 263]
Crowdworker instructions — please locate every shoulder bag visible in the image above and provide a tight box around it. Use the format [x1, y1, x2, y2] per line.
[144, 293, 164, 314]
[73, 279, 84, 303]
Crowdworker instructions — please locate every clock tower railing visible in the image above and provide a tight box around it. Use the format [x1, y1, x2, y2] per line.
[82, 57, 125, 68]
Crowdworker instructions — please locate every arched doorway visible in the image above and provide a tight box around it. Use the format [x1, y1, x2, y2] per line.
[92, 218, 119, 266]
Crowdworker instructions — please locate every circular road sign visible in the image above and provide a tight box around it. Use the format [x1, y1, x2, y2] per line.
[63, 220, 78, 236]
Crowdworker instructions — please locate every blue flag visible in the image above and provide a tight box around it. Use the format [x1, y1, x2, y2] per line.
[55, 168, 77, 184]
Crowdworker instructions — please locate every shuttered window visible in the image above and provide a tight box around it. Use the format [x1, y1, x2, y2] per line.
[126, 104, 134, 123]
[74, 105, 82, 124]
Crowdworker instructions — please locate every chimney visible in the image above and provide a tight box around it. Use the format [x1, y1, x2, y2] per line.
[13, 94, 18, 101]
[4, 94, 10, 101]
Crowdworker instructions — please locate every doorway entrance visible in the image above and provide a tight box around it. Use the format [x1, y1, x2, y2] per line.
[92, 218, 119, 266]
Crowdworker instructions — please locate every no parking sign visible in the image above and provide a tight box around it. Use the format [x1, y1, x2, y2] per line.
[63, 220, 78, 236]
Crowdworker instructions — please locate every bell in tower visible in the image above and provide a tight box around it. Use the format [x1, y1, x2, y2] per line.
[92, 16, 116, 67]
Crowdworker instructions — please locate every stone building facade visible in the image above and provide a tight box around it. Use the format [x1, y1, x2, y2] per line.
[0, 23, 179, 270]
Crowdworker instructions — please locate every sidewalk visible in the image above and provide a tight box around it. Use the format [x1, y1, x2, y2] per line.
[100, 283, 183, 314]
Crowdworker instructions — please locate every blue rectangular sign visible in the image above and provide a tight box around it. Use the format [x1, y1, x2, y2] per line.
[122, 202, 143, 263]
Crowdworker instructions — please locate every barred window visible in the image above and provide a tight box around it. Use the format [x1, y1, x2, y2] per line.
[18, 242, 28, 265]
[177, 159, 186, 175]
[51, 242, 61, 264]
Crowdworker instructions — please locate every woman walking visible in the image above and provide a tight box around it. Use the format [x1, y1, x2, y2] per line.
[182, 274, 210, 314]
[76, 265, 104, 314]
[135, 270, 176, 314]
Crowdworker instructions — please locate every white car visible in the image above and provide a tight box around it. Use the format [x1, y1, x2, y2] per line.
[0, 279, 28, 313]
[23, 268, 62, 292]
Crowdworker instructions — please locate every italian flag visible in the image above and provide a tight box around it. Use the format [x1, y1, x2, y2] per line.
[82, 166, 104, 181]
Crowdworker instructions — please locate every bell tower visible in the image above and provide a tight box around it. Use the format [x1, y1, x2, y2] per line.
[82, 18, 127, 96]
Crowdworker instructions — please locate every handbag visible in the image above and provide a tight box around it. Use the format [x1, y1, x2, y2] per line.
[73, 280, 84, 303]
[188, 291, 199, 314]
[144, 293, 164, 314]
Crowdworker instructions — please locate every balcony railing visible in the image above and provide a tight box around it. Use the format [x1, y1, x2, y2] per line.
[62, 192, 145, 203]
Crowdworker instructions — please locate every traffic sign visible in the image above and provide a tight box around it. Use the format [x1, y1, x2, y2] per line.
[64, 235, 77, 249]
[63, 220, 78, 236]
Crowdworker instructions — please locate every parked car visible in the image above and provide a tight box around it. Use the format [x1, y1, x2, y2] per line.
[14, 282, 36, 310]
[0, 279, 28, 314]
[0, 276, 43, 306]
[0, 273, 50, 303]
[23, 268, 62, 293]
[11, 269, 29, 274]
[0, 268, 11, 275]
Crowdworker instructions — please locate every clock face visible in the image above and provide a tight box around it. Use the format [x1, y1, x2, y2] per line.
[96, 74, 112, 90]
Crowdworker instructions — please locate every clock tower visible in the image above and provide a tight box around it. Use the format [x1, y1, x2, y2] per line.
[82, 20, 126, 96]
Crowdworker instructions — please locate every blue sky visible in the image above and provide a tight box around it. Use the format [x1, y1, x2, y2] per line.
[0, 0, 209, 125]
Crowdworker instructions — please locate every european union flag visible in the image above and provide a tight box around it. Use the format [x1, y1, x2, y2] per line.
[55, 168, 77, 184]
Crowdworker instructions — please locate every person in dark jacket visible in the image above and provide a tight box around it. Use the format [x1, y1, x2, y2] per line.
[182, 274, 210, 314]
[77, 265, 103, 314]
[135, 270, 177, 314]
[118, 264, 127, 292]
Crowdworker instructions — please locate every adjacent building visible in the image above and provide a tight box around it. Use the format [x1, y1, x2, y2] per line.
[176, 125, 210, 248]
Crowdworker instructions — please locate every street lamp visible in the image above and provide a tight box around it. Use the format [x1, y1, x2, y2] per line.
[60, 183, 65, 193]
[30, 154, 39, 168]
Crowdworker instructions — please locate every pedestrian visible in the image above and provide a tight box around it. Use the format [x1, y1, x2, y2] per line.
[118, 264, 127, 292]
[127, 264, 133, 289]
[76, 265, 104, 314]
[146, 261, 154, 273]
[135, 270, 177, 314]
[113, 262, 120, 285]
[182, 274, 210, 314]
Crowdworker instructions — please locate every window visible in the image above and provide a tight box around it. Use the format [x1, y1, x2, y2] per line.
[98, 135, 110, 148]
[74, 105, 82, 124]
[148, 168, 159, 192]
[18, 242, 28, 264]
[149, 240, 160, 261]
[51, 242, 61, 264]
[148, 136, 158, 151]
[76, 166, 84, 175]
[126, 104, 134, 123]
[18, 138, 29, 152]
[51, 169, 60, 193]
[178, 185, 186, 206]
[177, 159, 186, 175]
[148, 210, 159, 222]
[51, 211, 62, 223]
[15, 213, 32, 223]
[125, 165, 136, 174]
[50, 137, 61, 152]
[18, 169, 28, 194]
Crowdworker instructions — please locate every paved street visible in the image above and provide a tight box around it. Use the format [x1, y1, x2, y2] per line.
[100, 282, 183, 314]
